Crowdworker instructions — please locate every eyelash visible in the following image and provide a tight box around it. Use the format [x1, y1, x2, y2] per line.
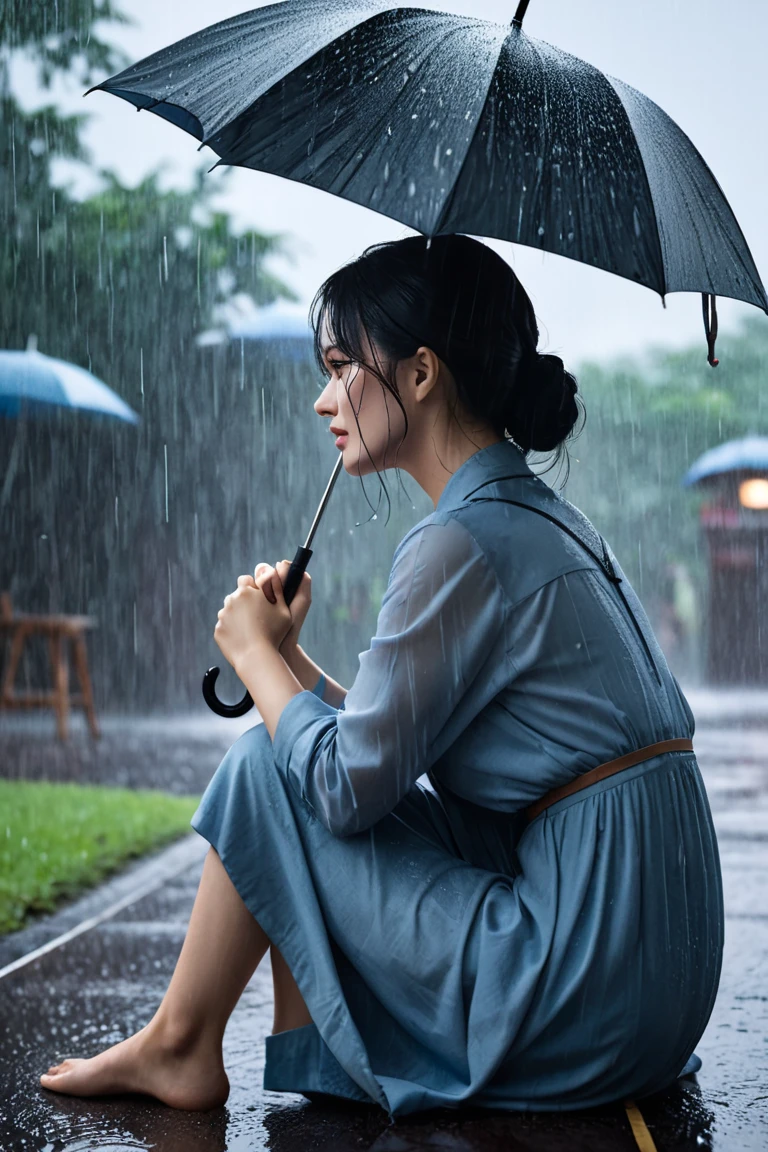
[317, 359, 353, 389]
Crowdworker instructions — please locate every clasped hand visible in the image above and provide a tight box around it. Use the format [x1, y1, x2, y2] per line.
[214, 560, 309, 673]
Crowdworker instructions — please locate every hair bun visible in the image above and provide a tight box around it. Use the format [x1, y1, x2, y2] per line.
[311, 232, 584, 466]
[507, 351, 580, 453]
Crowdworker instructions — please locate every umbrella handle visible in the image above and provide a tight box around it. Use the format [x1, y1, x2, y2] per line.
[202, 545, 314, 717]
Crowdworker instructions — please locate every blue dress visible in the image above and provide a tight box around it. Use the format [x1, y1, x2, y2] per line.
[191, 438, 723, 1117]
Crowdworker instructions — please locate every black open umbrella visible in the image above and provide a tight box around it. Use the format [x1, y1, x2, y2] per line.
[86, 0, 768, 715]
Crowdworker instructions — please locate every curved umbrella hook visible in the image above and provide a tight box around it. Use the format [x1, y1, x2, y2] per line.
[202, 549, 312, 717]
[202, 665, 254, 717]
[203, 455, 344, 717]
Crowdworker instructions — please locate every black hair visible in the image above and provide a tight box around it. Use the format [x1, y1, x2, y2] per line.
[310, 233, 584, 520]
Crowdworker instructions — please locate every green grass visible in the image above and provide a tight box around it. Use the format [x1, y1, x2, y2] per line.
[0, 780, 201, 935]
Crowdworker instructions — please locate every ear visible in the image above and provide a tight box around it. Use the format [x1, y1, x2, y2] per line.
[412, 346, 441, 396]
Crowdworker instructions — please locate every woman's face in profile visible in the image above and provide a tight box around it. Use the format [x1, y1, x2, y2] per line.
[314, 318, 408, 477]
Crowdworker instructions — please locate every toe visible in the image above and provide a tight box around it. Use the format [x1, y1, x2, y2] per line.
[42, 1062, 68, 1079]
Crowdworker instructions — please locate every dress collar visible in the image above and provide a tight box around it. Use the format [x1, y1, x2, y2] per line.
[435, 438, 536, 513]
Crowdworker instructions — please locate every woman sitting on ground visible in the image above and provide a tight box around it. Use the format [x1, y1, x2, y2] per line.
[40, 233, 723, 1116]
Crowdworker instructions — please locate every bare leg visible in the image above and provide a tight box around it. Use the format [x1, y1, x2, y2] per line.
[271, 945, 312, 1034]
[39, 846, 307, 1110]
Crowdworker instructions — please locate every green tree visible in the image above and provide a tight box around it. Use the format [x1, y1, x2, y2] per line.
[1, 1, 310, 711]
[0, 0, 130, 84]
[561, 311, 768, 677]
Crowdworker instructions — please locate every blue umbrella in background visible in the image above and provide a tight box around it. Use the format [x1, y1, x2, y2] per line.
[0, 341, 140, 622]
[681, 436, 768, 488]
[0, 340, 139, 424]
[196, 298, 312, 364]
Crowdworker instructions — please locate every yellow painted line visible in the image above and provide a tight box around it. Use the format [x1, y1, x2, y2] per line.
[624, 1100, 658, 1152]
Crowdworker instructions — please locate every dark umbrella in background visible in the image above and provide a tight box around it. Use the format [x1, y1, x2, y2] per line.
[86, 0, 768, 716]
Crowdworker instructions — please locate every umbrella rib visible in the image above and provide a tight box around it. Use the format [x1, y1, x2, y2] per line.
[198, 3, 399, 149]
[332, 22, 491, 205]
[532, 54, 666, 298]
[431, 28, 560, 238]
[429, 32, 508, 237]
[431, 34, 668, 300]
[603, 78, 667, 300]
[576, 67, 668, 297]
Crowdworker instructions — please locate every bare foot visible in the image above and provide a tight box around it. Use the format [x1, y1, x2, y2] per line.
[39, 1020, 229, 1111]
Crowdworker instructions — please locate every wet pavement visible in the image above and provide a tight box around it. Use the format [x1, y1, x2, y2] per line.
[0, 691, 766, 1150]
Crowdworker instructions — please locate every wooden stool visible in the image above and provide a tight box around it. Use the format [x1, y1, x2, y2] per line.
[0, 593, 100, 740]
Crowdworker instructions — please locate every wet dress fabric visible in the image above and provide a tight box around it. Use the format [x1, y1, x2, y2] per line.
[191, 438, 724, 1117]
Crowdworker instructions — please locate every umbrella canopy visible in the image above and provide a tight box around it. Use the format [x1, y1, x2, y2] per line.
[227, 298, 312, 341]
[681, 435, 768, 487]
[0, 348, 139, 423]
[196, 298, 313, 362]
[86, 0, 768, 365]
[197, 296, 311, 344]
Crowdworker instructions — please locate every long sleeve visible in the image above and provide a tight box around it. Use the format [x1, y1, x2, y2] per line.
[271, 517, 511, 836]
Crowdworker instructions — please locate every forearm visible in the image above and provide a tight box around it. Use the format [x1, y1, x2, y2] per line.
[235, 643, 304, 742]
[280, 643, 348, 709]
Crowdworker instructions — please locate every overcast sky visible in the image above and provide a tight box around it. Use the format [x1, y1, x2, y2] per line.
[11, 0, 768, 370]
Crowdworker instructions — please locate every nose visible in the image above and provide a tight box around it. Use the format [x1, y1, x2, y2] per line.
[314, 378, 337, 417]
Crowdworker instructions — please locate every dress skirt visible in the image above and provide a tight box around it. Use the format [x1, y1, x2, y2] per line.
[190, 720, 721, 1118]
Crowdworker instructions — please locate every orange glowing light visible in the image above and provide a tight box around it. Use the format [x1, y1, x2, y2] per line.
[738, 478, 768, 509]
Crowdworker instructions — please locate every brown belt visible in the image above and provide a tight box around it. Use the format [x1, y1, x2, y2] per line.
[526, 737, 695, 823]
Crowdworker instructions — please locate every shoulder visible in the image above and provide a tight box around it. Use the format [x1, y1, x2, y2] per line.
[394, 490, 609, 608]
[387, 514, 505, 605]
[381, 516, 509, 632]
[392, 511, 488, 569]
